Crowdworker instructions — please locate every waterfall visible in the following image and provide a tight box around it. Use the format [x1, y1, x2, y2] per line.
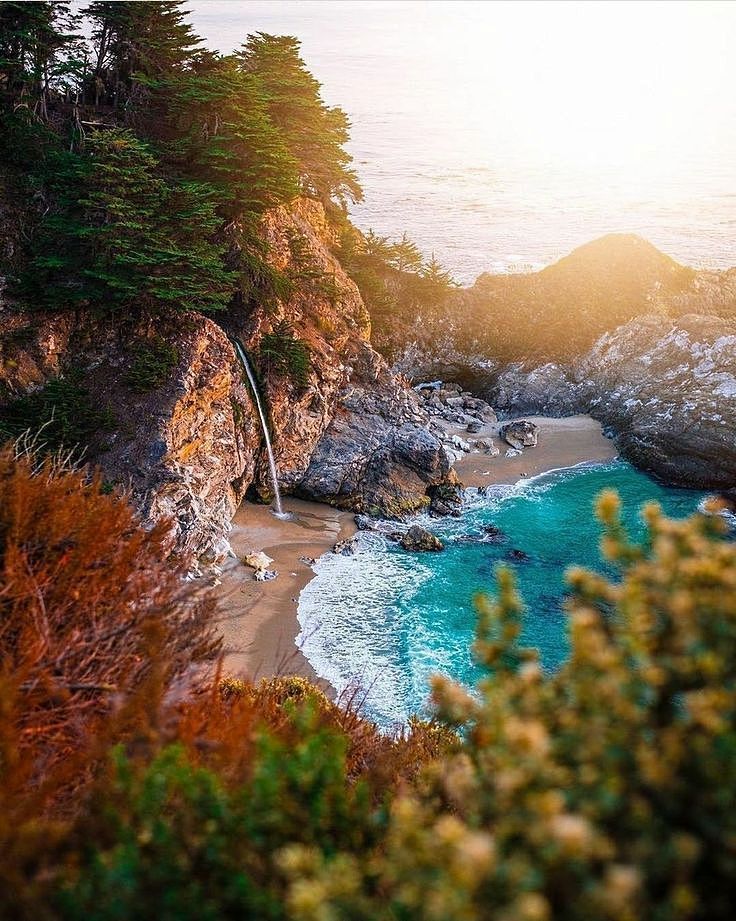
[231, 338, 285, 517]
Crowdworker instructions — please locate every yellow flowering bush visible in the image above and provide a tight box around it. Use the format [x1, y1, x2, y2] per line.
[283, 494, 736, 921]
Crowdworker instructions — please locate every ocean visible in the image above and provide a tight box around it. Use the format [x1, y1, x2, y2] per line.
[297, 460, 708, 727]
[189, 0, 736, 282]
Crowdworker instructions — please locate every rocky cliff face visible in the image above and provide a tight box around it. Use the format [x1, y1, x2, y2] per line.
[386, 237, 735, 493]
[0, 310, 258, 565]
[480, 315, 736, 491]
[580, 314, 736, 489]
[298, 342, 453, 516]
[0, 198, 452, 566]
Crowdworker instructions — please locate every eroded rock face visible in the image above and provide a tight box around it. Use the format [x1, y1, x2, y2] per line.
[0, 310, 258, 566]
[478, 315, 736, 490]
[579, 314, 736, 489]
[297, 343, 452, 517]
[489, 363, 583, 417]
[228, 198, 372, 497]
[1, 198, 456, 563]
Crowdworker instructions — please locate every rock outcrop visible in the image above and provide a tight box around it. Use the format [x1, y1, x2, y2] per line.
[400, 525, 444, 552]
[482, 315, 736, 490]
[579, 314, 736, 489]
[0, 310, 258, 566]
[298, 343, 452, 516]
[501, 420, 539, 450]
[0, 198, 455, 564]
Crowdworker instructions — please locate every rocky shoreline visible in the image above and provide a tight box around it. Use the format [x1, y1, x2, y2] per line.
[216, 412, 620, 685]
[1, 200, 733, 579]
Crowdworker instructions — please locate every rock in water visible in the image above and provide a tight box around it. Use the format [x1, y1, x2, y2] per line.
[399, 525, 445, 552]
[501, 420, 540, 450]
[333, 536, 360, 556]
[428, 482, 464, 517]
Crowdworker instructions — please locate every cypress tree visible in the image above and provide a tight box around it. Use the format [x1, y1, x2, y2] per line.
[238, 33, 362, 208]
[23, 129, 234, 314]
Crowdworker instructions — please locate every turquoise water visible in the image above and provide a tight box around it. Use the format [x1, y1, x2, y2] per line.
[297, 460, 708, 726]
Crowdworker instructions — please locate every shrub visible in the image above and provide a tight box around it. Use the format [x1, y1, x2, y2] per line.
[125, 336, 180, 393]
[284, 495, 736, 921]
[260, 321, 311, 389]
[0, 372, 116, 458]
[0, 444, 219, 791]
[2, 464, 735, 921]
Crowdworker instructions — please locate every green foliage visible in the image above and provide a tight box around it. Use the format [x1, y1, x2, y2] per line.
[0, 370, 114, 455]
[260, 321, 311, 389]
[57, 714, 377, 921]
[0, 1, 84, 114]
[2, 6, 365, 323]
[239, 33, 362, 208]
[145, 51, 299, 222]
[338, 226, 457, 338]
[83, 0, 200, 100]
[280, 498, 736, 921]
[1, 457, 735, 921]
[22, 130, 235, 314]
[124, 336, 179, 392]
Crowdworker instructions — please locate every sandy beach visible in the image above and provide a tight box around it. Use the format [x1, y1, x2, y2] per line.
[216, 498, 356, 684]
[216, 415, 618, 683]
[446, 414, 619, 488]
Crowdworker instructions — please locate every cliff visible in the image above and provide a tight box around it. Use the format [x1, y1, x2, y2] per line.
[0, 198, 452, 566]
[384, 237, 736, 493]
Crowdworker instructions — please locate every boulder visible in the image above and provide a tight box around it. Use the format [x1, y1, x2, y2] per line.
[333, 535, 360, 556]
[296, 344, 454, 519]
[399, 525, 444, 552]
[475, 439, 500, 456]
[243, 550, 275, 572]
[428, 481, 464, 517]
[254, 569, 278, 582]
[501, 420, 539, 450]
[450, 434, 472, 452]
[482, 524, 507, 543]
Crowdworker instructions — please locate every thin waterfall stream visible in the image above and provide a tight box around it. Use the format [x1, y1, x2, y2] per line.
[231, 338, 286, 518]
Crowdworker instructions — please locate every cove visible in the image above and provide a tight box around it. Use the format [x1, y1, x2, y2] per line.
[297, 459, 708, 727]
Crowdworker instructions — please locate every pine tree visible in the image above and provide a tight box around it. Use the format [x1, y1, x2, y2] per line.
[0, 1, 82, 117]
[147, 51, 298, 222]
[238, 33, 362, 208]
[82, 1, 200, 107]
[23, 129, 235, 313]
[389, 232, 423, 273]
[421, 251, 456, 302]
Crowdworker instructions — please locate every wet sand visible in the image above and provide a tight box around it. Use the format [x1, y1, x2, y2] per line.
[216, 415, 617, 683]
[215, 498, 355, 684]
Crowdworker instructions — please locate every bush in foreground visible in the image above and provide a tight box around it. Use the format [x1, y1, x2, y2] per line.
[1, 447, 734, 920]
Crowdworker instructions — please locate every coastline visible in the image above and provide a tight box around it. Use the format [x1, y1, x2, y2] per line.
[215, 414, 617, 685]
[215, 498, 356, 687]
[445, 414, 619, 487]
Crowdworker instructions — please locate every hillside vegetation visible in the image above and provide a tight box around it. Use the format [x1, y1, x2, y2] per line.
[1, 445, 735, 920]
[371, 233, 736, 365]
[1, 5, 735, 919]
